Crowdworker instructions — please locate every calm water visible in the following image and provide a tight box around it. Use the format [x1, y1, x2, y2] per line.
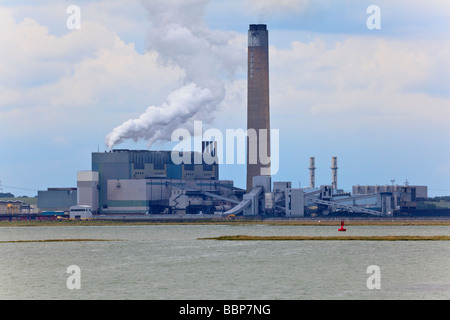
[0, 224, 449, 300]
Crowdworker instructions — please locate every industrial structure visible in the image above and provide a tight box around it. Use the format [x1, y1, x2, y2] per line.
[223, 156, 403, 218]
[77, 144, 245, 215]
[37, 188, 77, 212]
[19, 23, 440, 219]
[247, 24, 271, 192]
[221, 25, 396, 218]
[352, 184, 427, 212]
[0, 200, 30, 215]
[69, 205, 93, 219]
[222, 155, 431, 217]
[32, 151, 430, 218]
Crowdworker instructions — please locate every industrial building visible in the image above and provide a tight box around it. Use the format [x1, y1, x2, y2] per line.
[352, 184, 427, 198]
[352, 184, 427, 211]
[37, 188, 77, 213]
[69, 205, 93, 219]
[224, 156, 398, 217]
[77, 144, 244, 215]
[53, 147, 429, 218]
[0, 200, 29, 215]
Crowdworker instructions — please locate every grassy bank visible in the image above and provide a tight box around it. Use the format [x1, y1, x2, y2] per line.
[200, 235, 450, 241]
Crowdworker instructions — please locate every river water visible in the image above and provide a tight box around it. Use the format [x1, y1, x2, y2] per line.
[0, 224, 449, 300]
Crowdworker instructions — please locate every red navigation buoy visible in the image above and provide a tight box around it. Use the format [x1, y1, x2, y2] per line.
[338, 220, 346, 232]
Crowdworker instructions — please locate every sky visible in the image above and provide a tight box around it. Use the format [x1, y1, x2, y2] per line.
[0, 0, 449, 197]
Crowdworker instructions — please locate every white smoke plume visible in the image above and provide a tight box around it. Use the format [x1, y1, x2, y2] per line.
[105, 0, 244, 150]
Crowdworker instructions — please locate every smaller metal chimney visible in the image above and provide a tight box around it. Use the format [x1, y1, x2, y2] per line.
[309, 157, 316, 189]
[331, 157, 338, 190]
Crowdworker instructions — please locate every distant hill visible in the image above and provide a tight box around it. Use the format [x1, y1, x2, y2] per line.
[0, 197, 38, 206]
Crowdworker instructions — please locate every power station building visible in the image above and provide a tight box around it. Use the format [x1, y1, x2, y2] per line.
[352, 184, 428, 211]
[77, 146, 244, 215]
[37, 188, 77, 212]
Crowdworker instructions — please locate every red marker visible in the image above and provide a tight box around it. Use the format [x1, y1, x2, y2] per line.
[338, 220, 346, 232]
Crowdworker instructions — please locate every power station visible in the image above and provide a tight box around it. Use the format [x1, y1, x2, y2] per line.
[23, 24, 434, 219]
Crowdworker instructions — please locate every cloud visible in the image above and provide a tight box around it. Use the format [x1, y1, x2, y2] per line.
[248, 0, 310, 12]
[244, 0, 312, 24]
[268, 36, 450, 129]
[0, 7, 183, 137]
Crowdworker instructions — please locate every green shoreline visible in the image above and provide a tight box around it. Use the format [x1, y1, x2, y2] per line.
[200, 235, 450, 241]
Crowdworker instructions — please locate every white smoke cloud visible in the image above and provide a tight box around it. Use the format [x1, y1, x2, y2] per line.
[105, 0, 245, 150]
[105, 83, 215, 148]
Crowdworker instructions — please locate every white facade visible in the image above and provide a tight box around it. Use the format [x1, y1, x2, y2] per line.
[77, 171, 99, 213]
[285, 188, 305, 217]
[70, 205, 92, 219]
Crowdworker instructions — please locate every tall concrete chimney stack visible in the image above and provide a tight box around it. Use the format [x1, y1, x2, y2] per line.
[247, 24, 271, 192]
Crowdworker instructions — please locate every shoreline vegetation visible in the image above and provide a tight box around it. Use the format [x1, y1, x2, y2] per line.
[0, 218, 449, 227]
[199, 235, 450, 241]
